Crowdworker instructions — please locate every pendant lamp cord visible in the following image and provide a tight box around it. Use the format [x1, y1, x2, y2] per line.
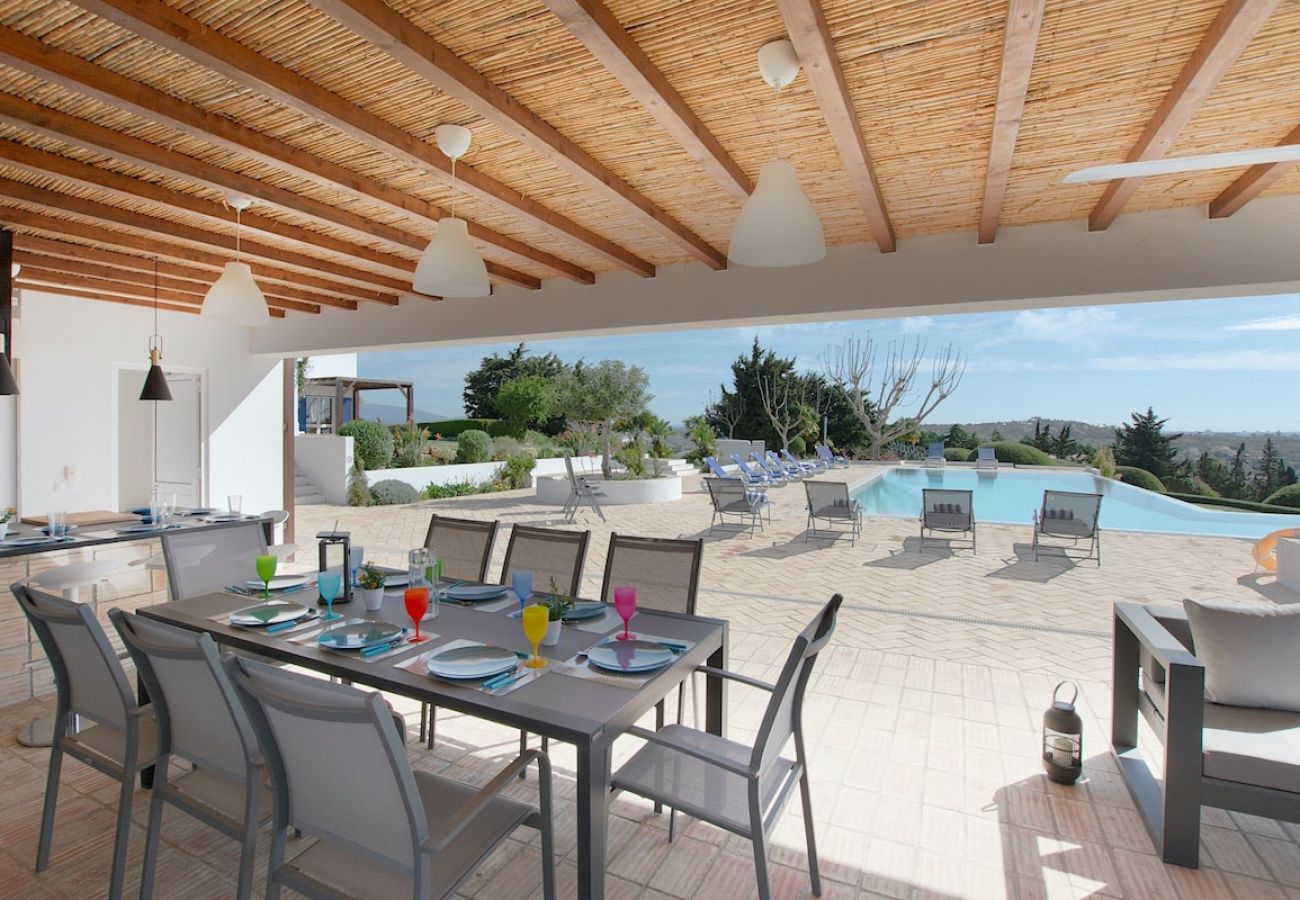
[235, 206, 242, 261]
[151, 258, 159, 498]
[773, 84, 784, 161]
[450, 156, 458, 219]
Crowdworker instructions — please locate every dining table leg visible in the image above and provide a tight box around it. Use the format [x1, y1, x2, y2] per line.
[705, 629, 729, 737]
[575, 736, 612, 900]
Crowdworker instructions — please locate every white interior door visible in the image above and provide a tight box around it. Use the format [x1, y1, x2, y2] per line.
[155, 373, 202, 507]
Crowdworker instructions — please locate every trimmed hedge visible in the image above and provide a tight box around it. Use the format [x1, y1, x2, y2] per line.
[1163, 472, 1218, 497]
[788, 436, 806, 455]
[456, 429, 494, 464]
[417, 418, 496, 438]
[368, 479, 421, 506]
[338, 420, 394, 470]
[1168, 492, 1299, 515]
[1264, 484, 1300, 509]
[1116, 466, 1166, 493]
[943, 447, 972, 462]
[988, 441, 1051, 466]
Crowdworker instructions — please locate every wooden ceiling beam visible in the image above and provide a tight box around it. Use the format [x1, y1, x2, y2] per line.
[17, 264, 322, 313]
[312, 0, 726, 268]
[0, 92, 538, 291]
[540, 0, 751, 204]
[16, 281, 214, 315]
[978, 0, 1045, 245]
[776, 0, 896, 253]
[1088, 0, 1280, 231]
[1208, 123, 1300, 218]
[12, 250, 358, 310]
[0, 175, 421, 295]
[73, 0, 656, 278]
[0, 25, 593, 284]
[2, 207, 399, 304]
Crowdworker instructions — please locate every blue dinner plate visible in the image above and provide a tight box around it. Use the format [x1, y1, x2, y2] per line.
[230, 601, 310, 627]
[445, 583, 509, 602]
[318, 621, 405, 651]
[586, 639, 676, 674]
[562, 601, 608, 622]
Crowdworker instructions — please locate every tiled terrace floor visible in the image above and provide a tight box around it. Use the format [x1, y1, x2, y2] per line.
[2, 466, 1297, 899]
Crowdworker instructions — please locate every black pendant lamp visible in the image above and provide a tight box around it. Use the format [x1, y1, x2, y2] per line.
[139, 260, 172, 402]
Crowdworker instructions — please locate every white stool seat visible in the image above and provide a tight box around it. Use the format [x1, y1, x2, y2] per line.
[32, 560, 121, 597]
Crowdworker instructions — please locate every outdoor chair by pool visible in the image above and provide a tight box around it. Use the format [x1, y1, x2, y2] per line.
[611, 594, 842, 900]
[1032, 490, 1102, 564]
[976, 446, 999, 469]
[226, 656, 556, 900]
[13, 583, 158, 900]
[764, 450, 807, 480]
[782, 447, 825, 474]
[803, 480, 863, 544]
[561, 453, 605, 522]
[1112, 601, 1300, 868]
[815, 443, 850, 468]
[920, 488, 976, 553]
[705, 455, 765, 490]
[705, 476, 773, 537]
[924, 442, 946, 468]
[110, 610, 268, 900]
[732, 453, 784, 487]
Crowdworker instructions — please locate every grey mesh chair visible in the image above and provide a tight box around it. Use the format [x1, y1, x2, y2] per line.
[612, 594, 843, 900]
[562, 454, 605, 522]
[109, 609, 269, 900]
[225, 656, 556, 900]
[161, 522, 268, 600]
[920, 488, 976, 553]
[423, 514, 498, 582]
[1032, 490, 1103, 564]
[803, 480, 863, 544]
[705, 477, 772, 537]
[12, 583, 157, 900]
[500, 524, 589, 598]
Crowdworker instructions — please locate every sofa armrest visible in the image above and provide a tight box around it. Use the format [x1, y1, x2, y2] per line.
[1114, 603, 1201, 672]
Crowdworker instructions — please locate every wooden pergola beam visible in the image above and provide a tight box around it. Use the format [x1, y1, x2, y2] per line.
[16, 281, 207, 315]
[541, 0, 751, 203]
[312, 0, 725, 268]
[74, 0, 656, 278]
[1088, 0, 1280, 231]
[775, 0, 896, 253]
[10, 228, 398, 305]
[978, 0, 1045, 245]
[1209, 123, 1300, 217]
[17, 265, 323, 314]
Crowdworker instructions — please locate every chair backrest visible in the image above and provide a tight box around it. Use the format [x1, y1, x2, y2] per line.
[12, 583, 136, 729]
[500, 525, 589, 597]
[781, 448, 799, 463]
[815, 444, 832, 462]
[927, 443, 944, 458]
[226, 656, 425, 872]
[731, 454, 756, 476]
[599, 533, 703, 616]
[1039, 491, 1102, 533]
[424, 514, 498, 583]
[704, 457, 729, 479]
[705, 476, 752, 514]
[922, 489, 973, 526]
[977, 447, 996, 461]
[161, 523, 268, 601]
[751, 595, 842, 776]
[563, 453, 579, 487]
[110, 609, 258, 780]
[804, 480, 851, 516]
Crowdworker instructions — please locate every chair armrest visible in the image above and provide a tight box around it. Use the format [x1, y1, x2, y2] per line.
[423, 749, 549, 853]
[1114, 603, 1201, 670]
[625, 725, 755, 778]
[694, 665, 774, 692]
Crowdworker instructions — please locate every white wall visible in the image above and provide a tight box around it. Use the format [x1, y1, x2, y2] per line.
[9, 290, 284, 516]
[295, 433, 354, 505]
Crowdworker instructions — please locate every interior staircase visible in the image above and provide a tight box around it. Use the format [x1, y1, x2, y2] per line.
[294, 467, 326, 505]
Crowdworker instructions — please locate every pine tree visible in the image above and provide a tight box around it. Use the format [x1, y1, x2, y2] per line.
[1226, 443, 1249, 500]
[1195, 451, 1232, 496]
[1114, 407, 1182, 478]
[1253, 438, 1287, 501]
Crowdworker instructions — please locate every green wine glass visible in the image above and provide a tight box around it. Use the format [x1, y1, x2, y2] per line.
[255, 553, 278, 600]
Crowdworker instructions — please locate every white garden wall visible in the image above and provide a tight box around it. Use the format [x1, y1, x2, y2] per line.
[365, 454, 600, 491]
[295, 433, 354, 505]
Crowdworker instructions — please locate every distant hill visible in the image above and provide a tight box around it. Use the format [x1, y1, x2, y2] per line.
[359, 403, 452, 425]
[929, 418, 1300, 466]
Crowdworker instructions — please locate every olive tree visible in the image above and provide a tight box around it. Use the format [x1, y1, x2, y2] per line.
[554, 360, 652, 478]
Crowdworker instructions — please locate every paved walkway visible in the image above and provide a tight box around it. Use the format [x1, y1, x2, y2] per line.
[1, 468, 1296, 899]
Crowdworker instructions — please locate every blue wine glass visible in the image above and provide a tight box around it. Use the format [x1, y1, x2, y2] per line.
[318, 569, 343, 622]
[511, 570, 533, 611]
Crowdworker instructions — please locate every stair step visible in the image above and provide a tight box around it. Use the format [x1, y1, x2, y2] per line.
[295, 491, 326, 504]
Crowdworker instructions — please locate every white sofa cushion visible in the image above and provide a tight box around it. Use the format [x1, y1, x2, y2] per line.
[1202, 703, 1300, 792]
[1184, 599, 1300, 712]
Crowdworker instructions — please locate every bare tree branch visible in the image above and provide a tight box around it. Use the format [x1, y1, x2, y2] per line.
[758, 376, 806, 450]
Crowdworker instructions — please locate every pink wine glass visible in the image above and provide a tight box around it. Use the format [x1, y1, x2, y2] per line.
[613, 586, 637, 641]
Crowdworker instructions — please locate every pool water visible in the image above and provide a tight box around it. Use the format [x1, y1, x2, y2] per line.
[852, 467, 1300, 539]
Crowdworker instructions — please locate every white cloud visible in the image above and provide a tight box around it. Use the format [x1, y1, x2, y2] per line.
[900, 316, 935, 333]
[1009, 307, 1123, 343]
[1087, 350, 1300, 372]
[1228, 313, 1300, 332]
[962, 359, 1073, 374]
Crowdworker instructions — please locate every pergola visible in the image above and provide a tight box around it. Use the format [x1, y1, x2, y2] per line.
[302, 375, 415, 429]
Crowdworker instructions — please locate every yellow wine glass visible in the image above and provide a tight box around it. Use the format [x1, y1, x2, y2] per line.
[521, 605, 549, 669]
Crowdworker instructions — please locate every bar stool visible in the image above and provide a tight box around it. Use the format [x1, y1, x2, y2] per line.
[18, 559, 122, 747]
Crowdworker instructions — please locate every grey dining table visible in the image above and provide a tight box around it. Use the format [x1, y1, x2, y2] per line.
[0, 512, 274, 561]
[138, 587, 729, 900]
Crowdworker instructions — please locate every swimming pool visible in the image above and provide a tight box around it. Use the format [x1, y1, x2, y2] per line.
[851, 466, 1300, 539]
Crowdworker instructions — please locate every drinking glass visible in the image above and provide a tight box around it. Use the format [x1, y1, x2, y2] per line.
[521, 605, 548, 669]
[349, 546, 364, 585]
[613, 586, 637, 641]
[408, 548, 428, 587]
[47, 510, 66, 538]
[404, 587, 430, 642]
[511, 570, 533, 611]
[255, 554, 278, 600]
[227, 494, 243, 515]
[317, 568, 343, 621]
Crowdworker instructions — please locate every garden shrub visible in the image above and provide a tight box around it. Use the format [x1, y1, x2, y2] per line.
[556, 429, 600, 456]
[499, 455, 536, 490]
[390, 421, 429, 468]
[1168, 492, 1297, 514]
[1163, 472, 1218, 497]
[1116, 466, 1166, 493]
[368, 479, 420, 506]
[456, 429, 494, 463]
[346, 458, 371, 507]
[417, 419, 495, 438]
[1265, 484, 1300, 509]
[788, 436, 806, 455]
[491, 436, 524, 461]
[421, 480, 489, 500]
[339, 419, 394, 470]
[486, 420, 519, 439]
[943, 447, 973, 462]
[1093, 446, 1117, 479]
[613, 445, 646, 477]
[989, 441, 1051, 466]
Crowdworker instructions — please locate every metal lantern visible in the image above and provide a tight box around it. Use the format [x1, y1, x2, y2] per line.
[1043, 681, 1083, 784]
[317, 529, 353, 606]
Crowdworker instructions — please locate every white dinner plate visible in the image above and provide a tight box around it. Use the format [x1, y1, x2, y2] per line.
[426, 644, 518, 680]
[116, 523, 177, 535]
[445, 583, 509, 602]
[204, 514, 247, 523]
[244, 575, 312, 591]
[562, 601, 607, 622]
[3, 535, 65, 547]
[229, 601, 310, 627]
[586, 639, 676, 674]
[384, 573, 410, 588]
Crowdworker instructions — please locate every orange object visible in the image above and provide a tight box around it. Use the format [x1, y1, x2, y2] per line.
[1252, 528, 1300, 573]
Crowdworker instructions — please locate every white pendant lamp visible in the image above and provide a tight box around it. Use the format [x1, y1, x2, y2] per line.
[728, 40, 826, 268]
[203, 196, 270, 326]
[414, 124, 490, 298]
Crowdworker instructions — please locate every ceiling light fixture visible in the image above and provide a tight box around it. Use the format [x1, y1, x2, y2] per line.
[728, 39, 826, 268]
[414, 124, 490, 298]
[202, 196, 270, 326]
[139, 259, 172, 402]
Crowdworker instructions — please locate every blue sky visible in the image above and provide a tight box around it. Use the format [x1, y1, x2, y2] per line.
[359, 294, 1300, 432]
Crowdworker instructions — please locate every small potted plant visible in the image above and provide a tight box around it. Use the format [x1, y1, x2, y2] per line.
[0, 507, 14, 540]
[539, 578, 573, 646]
[356, 563, 387, 612]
